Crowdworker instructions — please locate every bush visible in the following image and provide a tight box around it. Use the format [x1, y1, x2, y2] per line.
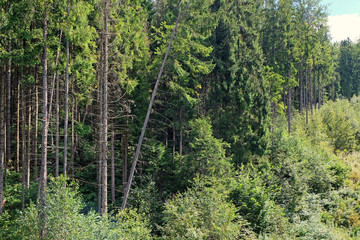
[13, 176, 152, 240]
[229, 168, 289, 235]
[162, 177, 254, 239]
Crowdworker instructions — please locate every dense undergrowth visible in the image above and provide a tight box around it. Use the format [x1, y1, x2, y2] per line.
[2, 98, 360, 239]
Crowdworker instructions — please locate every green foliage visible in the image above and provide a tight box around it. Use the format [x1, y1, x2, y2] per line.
[320, 99, 360, 152]
[12, 176, 152, 240]
[162, 177, 254, 240]
[229, 168, 289, 235]
[177, 118, 233, 187]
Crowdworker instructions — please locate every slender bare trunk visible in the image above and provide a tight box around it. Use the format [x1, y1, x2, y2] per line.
[121, 9, 181, 210]
[122, 118, 128, 192]
[55, 69, 60, 177]
[63, 37, 69, 177]
[39, 3, 48, 237]
[16, 79, 20, 173]
[33, 69, 39, 180]
[6, 41, 12, 171]
[101, 0, 109, 215]
[97, 84, 103, 213]
[299, 61, 303, 114]
[0, 67, 5, 215]
[179, 109, 182, 156]
[27, 89, 32, 188]
[305, 67, 308, 125]
[111, 126, 115, 204]
[70, 97, 76, 178]
[318, 70, 321, 109]
[21, 80, 26, 210]
[172, 127, 176, 159]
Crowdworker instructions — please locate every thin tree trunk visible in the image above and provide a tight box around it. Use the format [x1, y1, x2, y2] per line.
[27, 90, 32, 188]
[33, 69, 39, 181]
[0, 67, 5, 215]
[101, 0, 109, 215]
[21, 81, 26, 210]
[16, 79, 20, 173]
[39, 3, 48, 237]
[179, 109, 183, 157]
[309, 65, 313, 115]
[305, 67, 309, 125]
[318, 70, 321, 109]
[121, 9, 181, 210]
[6, 41, 12, 171]
[97, 83, 103, 213]
[111, 126, 115, 204]
[63, 16, 70, 177]
[55, 68, 60, 177]
[172, 127, 176, 159]
[299, 62, 303, 114]
[122, 118, 128, 192]
[70, 97, 76, 179]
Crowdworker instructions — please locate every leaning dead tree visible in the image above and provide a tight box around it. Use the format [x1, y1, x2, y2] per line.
[121, 9, 182, 211]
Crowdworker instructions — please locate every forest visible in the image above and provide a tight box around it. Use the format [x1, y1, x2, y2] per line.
[1, 0, 360, 239]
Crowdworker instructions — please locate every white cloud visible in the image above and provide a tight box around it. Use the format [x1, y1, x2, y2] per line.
[328, 14, 360, 43]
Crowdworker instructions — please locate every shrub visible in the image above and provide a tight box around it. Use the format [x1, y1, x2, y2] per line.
[162, 177, 254, 239]
[13, 176, 152, 240]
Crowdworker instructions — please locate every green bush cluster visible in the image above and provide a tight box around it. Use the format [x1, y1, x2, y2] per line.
[7, 176, 152, 240]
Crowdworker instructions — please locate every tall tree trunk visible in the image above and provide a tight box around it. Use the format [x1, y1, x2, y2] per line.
[101, 0, 109, 215]
[55, 69, 60, 177]
[27, 89, 32, 188]
[16, 79, 20, 173]
[309, 65, 313, 115]
[121, 9, 181, 210]
[172, 127, 176, 159]
[0, 67, 5, 215]
[179, 109, 183, 157]
[299, 61, 303, 114]
[63, 22, 70, 177]
[287, 76, 292, 134]
[318, 70, 321, 109]
[6, 41, 12, 172]
[39, 3, 48, 238]
[122, 118, 128, 193]
[97, 83, 103, 213]
[21, 81, 26, 210]
[111, 126, 115, 204]
[33, 69, 39, 180]
[305, 67, 309, 125]
[70, 97, 76, 179]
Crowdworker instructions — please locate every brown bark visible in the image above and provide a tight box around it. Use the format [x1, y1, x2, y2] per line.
[16, 78, 20, 173]
[39, 3, 48, 237]
[6, 41, 11, 171]
[27, 90, 32, 188]
[179, 109, 183, 156]
[101, 0, 109, 215]
[70, 97, 76, 179]
[0, 67, 5, 215]
[111, 126, 115, 204]
[122, 118, 128, 192]
[318, 70, 321, 109]
[33, 68, 39, 181]
[55, 67, 60, 177]
[172, 127, 176, 159]
[299, 61, 303, 114]
[21, 80, 26, 210]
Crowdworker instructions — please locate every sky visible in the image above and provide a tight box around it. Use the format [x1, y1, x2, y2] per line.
[322, 0, 360, 42]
